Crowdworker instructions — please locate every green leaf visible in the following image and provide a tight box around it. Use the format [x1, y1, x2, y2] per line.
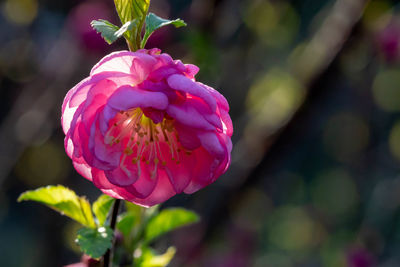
[91, 19, 119, 44]
[144, 208, 199, 243]
[92, 194, 115, 226]
[141, 13, 187, 48]
[117, 19, 139, 38]
[114, 0, 150, 49]
[117, 212, 136, 237]
[137, 247, 176, 267]
[125, 201, 145, 216]
[91, 19, 138, 45]
[18, 185, 96, 228]
[114, 0, 150, 25]
[76, 227, 113, 259]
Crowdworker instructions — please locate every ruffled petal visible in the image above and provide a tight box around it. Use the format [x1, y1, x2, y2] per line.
[123, 146, 159, 198]
[88, 120, 121, 170]
[167, 74, 217, 112]
[124, 169, 176, 207]
[106, 85, 169, 112]
[104, 165, 139, 186]
[197, 131, 225, 159]
[91, 51, 157, 83]
[183, 146, 218, 194]
[159, 142, 195, 193]
[73, 161, 93, 181]
[174, 122, 201, 150]
[166, 101, 216, 131]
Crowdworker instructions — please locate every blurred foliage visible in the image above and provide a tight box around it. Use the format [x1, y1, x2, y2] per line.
[2, 0, 400, 266]
[18, 185, 199, 265]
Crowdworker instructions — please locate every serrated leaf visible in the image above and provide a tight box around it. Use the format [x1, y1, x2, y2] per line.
[91, 19, 137, 45]
[144, 208, 199, 244]
[91, 19, 120, 44]
[116, 19, 139, 38]
[141, 13, 187, 48]
[18, 185, 95, 228]
[92, 194, 115, 226]
[76, 227, 113, 259]
[137, 247, 176, 267]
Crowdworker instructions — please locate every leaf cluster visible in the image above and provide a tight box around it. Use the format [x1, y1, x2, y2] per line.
[91, 0, 186, 50]
[18, 185, 199, 266]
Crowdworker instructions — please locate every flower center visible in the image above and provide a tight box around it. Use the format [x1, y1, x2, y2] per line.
[104, 108, 191, 178]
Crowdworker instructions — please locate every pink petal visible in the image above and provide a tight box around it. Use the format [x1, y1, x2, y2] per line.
[159, 142, 194, 193]
[89, 120, 121, 170]
[92, 169, 117, 190]
[124, 149, 159, 198]
[62, 104, 79, 135]
[73, 161, 93, 181]
[106, 85, 169, 112]
[167, 74, 217, 112]
[197, 131, 225, 159]
[104, 165, 139, 186]
[125, 169, 176, 207]
[166, 101, 215, 131]
[90, 51, 157, 83]
[199, 82, 229, 111]
[184, 64, 199, 78]
[174, 122, 201, 150]
[183, 147, 218, 194]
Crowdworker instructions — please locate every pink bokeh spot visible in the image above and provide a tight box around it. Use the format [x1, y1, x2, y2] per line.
[62, 49, 233, 207]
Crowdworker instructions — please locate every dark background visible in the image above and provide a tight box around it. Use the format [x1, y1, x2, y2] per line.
[1, 0, 400, 266]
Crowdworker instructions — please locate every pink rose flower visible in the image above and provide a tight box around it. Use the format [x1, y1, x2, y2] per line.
[62, 49, 232, 207]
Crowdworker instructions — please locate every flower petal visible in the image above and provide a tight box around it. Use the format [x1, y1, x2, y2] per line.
[167, 74, 217, 112]
[167, 101, 215, 131]
[124, 169, 176, 207]
[91, 51, 157, 83]
[104, 165, 139, 186]
[183, 147, 218, 194]
[159, 142, 194, 193]
[106, 85, 169, 112]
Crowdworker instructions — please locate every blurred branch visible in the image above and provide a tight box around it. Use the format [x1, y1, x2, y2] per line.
[188, 0, 370, 263]
[291, 0, 369, 85]
[234, 0, 369, 177]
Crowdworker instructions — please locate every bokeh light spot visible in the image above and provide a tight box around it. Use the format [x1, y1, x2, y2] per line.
[14, 140, 70, 186]
[63, 221, 81, 254]
[323, 112, 369, 162]
[266, 206, 325, 252]
[362, 0, 392, 30]
[311, 169, 359, 219]
[15, 109, 52, 145]
[372, 69, 400, 112]
[244, 0, 299, 48]
[389, 121, 400, 161]
[3, 0, 38, 25]
[246, 69, 305, 132]
[230, 188, 271, 231]
[253, 252, 293, 267]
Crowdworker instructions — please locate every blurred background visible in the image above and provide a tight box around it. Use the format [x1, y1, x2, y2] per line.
[1, 0, 400, 266]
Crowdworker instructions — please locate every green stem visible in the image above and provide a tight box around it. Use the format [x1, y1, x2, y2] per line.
[126, 38, 137, 52]
[103, 199, 121, 267]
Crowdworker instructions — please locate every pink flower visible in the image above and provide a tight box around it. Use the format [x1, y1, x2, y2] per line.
[62, 49, 232, 207]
